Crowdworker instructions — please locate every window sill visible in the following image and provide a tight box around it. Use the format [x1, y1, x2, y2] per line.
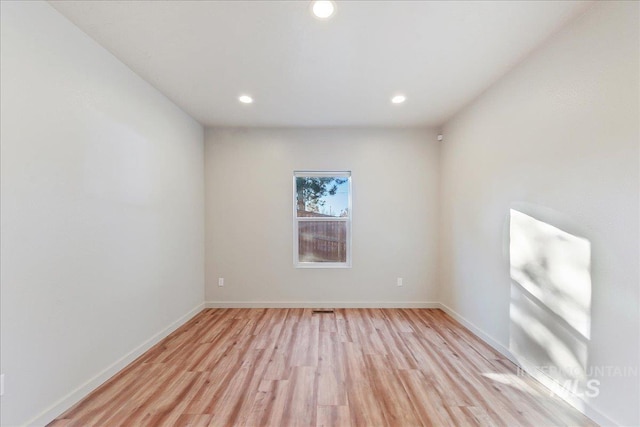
[295, 262, 352, 269]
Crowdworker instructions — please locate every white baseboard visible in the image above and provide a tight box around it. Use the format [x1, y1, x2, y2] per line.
[25, 302, 205, 427]
[437, 302, 518, 364]
[204, 300, 440, 309]
[437, 302, 617, 427]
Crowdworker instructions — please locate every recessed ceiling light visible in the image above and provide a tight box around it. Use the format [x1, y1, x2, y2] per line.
[391, 95, 406, 104]
[312, 1, 335, 19]
[238, 95, 253, 104]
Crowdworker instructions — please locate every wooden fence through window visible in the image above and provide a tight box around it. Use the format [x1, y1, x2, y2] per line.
[298, 221, 347, 262]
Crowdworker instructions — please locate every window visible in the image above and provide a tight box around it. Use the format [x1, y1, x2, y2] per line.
[294, 171, 352, 268]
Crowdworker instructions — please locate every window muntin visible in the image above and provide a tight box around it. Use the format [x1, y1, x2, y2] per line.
[294, 171, 351, 268]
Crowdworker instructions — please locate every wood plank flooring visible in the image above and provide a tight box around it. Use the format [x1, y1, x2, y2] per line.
[49, 308, 597, 427]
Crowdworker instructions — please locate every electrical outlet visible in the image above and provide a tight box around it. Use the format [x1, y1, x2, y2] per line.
[218, 278, 224, 287]
[397, 277, 403, 287]
[1, 373, 4, 396]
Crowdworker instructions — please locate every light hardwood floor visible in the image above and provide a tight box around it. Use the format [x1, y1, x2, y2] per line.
[49, 308, 597, 426]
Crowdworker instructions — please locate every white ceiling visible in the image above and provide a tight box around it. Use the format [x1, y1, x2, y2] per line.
[50, 0, 592, 128]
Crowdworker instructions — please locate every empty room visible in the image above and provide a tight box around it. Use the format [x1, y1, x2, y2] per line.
[1, 0, 638, 426]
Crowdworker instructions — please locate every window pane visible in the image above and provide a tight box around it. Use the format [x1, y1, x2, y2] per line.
[296, 176, 349, 218]
[298, 221, 347, 263]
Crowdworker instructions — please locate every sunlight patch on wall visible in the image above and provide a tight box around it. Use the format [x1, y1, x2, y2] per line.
[510, 209, 591, 338]
[509, 209, 592, 390]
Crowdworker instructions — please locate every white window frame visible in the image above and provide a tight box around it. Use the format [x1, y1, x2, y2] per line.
[293, 171, 352, 268]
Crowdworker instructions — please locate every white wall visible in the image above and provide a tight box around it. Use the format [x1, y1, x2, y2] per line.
[0, 2, 205, 426]
[205, 128, 439, 306]
[439, 2, 639, 425]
